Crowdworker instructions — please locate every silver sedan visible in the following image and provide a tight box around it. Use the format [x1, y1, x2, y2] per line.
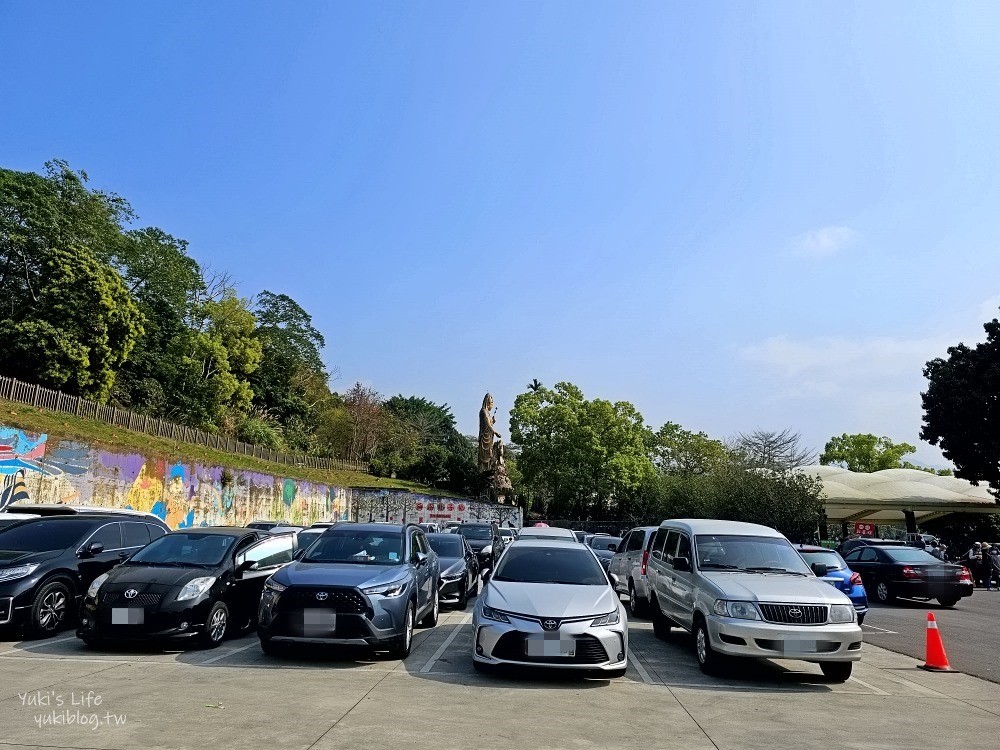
[471, 539, 628, 676]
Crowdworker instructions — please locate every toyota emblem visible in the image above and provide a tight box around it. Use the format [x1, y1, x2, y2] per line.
[788, 608, 802, 618]
[542, 619, 558, 631]
[124, 589, 138, 600]
[316, 592, 329, 601]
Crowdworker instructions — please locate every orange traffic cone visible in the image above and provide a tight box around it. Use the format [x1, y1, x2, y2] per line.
[919, 612, 957, 672]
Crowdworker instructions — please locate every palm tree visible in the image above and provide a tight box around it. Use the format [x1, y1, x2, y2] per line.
[527, 379, 543, 392]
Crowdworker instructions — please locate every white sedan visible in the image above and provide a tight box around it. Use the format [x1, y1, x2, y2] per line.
[472, 539, 628, 676]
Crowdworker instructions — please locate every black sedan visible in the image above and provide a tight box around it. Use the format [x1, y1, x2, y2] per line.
[587, 535, 622, 573]
[426, 533, 479, 609]
[0, 515, 170, 637]
[455, 523, 503, 572]
[78, 527, 294, 648]
[843, 544, 975, 607]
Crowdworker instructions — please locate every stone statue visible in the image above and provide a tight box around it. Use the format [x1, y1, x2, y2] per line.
[477, 392, 501, 473]
[490, 440, 513, 501]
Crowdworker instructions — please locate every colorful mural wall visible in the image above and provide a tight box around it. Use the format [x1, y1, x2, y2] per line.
[0, 425, 348, 528]
[350, 488, 522, 528]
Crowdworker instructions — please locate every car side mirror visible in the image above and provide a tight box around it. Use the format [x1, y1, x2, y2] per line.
[80, 542, 104, 558]
[672, 556, 691, 572]
[415, 551, 428, 566]
[811, 562, 829, 578]
[237, 559, 259, 575]
[607, 543, 617, 553]
[609, 573, 620, 587]
[292, 548, 306, 561]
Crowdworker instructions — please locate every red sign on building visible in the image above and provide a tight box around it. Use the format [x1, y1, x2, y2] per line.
[854, 522, 875, 537]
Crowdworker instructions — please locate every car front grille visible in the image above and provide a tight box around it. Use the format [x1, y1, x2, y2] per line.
[758, 603, 828, 625]
[283, 587, 368, 614]
[491, 632, 610, 665]
[101, 592, 163, 607]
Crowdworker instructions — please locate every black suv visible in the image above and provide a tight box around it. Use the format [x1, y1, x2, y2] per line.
[0, 515, 170, 637]
[455, 522, 503, 572]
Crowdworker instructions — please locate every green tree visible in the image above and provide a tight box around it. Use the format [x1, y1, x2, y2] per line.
[921, 316, 1000, 495]
[820, 433, 917, 473]
[653, 422, 729, 476]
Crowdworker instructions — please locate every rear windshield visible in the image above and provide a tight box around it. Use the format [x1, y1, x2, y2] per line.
[799, 549, 845, 571]
[304, 529, 403, 565]
[130, 533, 237, 566]
[428, 536, 464, 557]
[0, 519, 96, 551]
[492, 545, 607, 585]
[589, 536, 622, 551]
[457, 525, 493, 540]
[884, 548, 944, 564]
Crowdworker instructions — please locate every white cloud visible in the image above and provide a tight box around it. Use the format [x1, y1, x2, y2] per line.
[791, 225, 859, 258]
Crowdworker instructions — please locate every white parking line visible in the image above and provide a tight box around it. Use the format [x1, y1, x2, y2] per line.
[419, 614, 471, 673]
[849, 676, 890, 695]
[626, 647, 658, 685]
[9, 635, 80, 651]
[862, 624, 898, 634]
[200, 641, 261, 665]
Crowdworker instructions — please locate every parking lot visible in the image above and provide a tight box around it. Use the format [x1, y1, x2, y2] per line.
[3, 596, 999, 750]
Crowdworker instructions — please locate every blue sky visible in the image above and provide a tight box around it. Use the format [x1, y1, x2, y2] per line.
[3, 2, 999, 465]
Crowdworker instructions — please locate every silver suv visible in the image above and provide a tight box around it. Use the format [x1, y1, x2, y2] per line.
[646, 519, 862, 682]
[608, 526, 658, 617]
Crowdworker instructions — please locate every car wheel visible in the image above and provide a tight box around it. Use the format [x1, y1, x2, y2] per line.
[389, 602, 415, 659]
[694, 619, 723, 676]
[259, 638, 283, 657]
[470, 576, 479, 597]
[79, 635, 101, 649]
[198, 602, 229, 648]
[820, 661, 853, 682]
[420, 587, 440, 627]
[628, 581, 647, 618]
[937, 596, 960, 608]
[29, 581, 72, 637]
[457, 582, 469, 610]
[857, 613, 865, 626]
[874, 580, 895, 604]
[651, 598, 671, 640]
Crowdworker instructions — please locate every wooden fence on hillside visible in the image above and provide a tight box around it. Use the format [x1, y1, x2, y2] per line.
[0, 374, 370, 474]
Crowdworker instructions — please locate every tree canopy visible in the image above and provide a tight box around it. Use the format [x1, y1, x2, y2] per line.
[820, 433, 917, 473]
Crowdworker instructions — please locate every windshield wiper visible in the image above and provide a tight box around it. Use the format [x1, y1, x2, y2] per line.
[744, 566, 807, 576]
[700, 562, 742, 570]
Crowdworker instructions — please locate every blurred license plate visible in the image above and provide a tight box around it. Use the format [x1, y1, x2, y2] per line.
[302, 609, 336, 636]
[111, 608, 144, 625]
[526, 634, 575, 657]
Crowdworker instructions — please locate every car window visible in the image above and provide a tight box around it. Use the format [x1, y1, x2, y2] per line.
[492, 546, 607, 585]
[589, 536, 622, 551]
[121, 522, 150, 548]
[676, 533, 691, 562]
[131, 532, 237, 566]
[626, 531, 643, 552]
[858, 547, 879, 562]
[414, 532, 430, 556]
[650, 528, 669, 560]
[0, 518, 97, 551]
[88, 522, 122, 550]
[884, 548, 942, 564]
[304, 529, 404, 565]
[844, 549, 862, 562]
[427, 536, 463, 557]
[693, 534, 812, 574]
[458, 525, 493, 540]
[799, 550, 845, 570]
[147, 524, 167, 541]
[239, 536, 294, 568]
[663, 530, 680, 559]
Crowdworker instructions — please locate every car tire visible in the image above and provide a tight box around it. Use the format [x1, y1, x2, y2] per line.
[29, 580, 72, 637]
[389, 602, 415, 659]
[874, 580, 896, 604]
[470, 576, 479, 597]
[820, 661, 853, 682]
[457, 582, 469, 610]
[79, 635, 101, 649]
[420, 587, 440, 627]
[857, 613, 865, 626]
[198, 602, 229, 648]
[937, 596, 960, 608]
[259, 638, 283, 657]
[628, 581, 647, 618]
[651, 598, 671, 640]
[694, 619, 723, 676]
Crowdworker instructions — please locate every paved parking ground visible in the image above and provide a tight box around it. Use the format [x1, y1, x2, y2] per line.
[2, 603, 999, 750]
[860, 591, 1000, 683]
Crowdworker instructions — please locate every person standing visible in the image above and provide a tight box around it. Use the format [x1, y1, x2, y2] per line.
[983, 544, 995, 590]
[966, 542, 983, 586]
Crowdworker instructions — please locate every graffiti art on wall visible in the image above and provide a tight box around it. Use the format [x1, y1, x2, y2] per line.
[350, 488, 522, 528]
[0, 425, 350, 528]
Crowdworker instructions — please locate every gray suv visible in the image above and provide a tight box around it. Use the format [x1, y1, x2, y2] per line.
[646, 519, 862, 682]
[608, 526, 659, 616]
[257, 523, 440, 658]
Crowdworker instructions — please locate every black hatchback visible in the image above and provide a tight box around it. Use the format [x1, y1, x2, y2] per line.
[0, 515, 170, 637]
[78, 527, 295, 648]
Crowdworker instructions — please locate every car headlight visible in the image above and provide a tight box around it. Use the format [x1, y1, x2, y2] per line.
[442, 571, 464, 582]
[86, 572, 109, 599]
[263, 579, 286, 594]
[828, 603, 856, 623]
[481, 604, 510, 623]
[0, 563, 40, 583]
[591, 609, 621, 627]
[176, 577, 216, 602]
[362, 580, 407, 597]
[479, 548, 492, 556]
[713, 600, 759, 620]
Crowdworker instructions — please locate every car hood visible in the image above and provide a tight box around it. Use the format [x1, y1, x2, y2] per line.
[486, 581, 618, 618]
[275, 562, 405, 588]
[438, 557, 466, 576]
[464, 539, 492, 551]
[108, 564, 217, 588]
[704, 572, 851, 603]
[0, 549, 63, 566]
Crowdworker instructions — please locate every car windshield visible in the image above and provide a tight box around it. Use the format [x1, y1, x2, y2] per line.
[884, 548, 945, 564]
[499, 529, 513, 538]
[589, 536, 622, 551]
[427, 536, 463, 557]
[296, 530, 324, 550]
[694, 534, 812, 575]
[303, 529, 403, 565]
[130, 533, 237, 566]
[457, 526, 492, 540]
[799, 550, 845, 571]
[492, 545, 607, 585]
[0, 519, 94, 551]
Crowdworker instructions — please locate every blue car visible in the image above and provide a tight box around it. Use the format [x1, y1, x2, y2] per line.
[797, 545, 869, 625]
